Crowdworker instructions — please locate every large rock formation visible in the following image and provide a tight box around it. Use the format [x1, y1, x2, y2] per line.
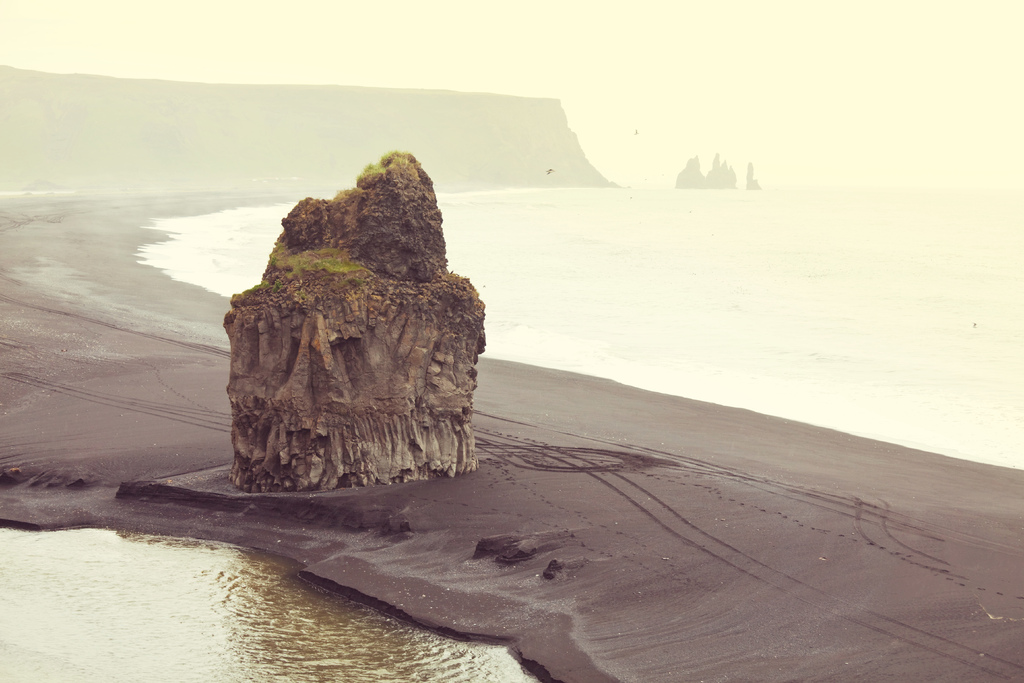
[224, 152, 486, 492]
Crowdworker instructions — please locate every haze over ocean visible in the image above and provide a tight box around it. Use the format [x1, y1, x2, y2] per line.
[138, 187, 1024, 470]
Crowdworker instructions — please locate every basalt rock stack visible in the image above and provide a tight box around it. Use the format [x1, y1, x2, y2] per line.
[224, 152, 485, 492]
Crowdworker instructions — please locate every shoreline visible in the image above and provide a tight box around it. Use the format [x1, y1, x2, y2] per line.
[2, 191, 1023, 682]
[128, 186, 1022, 473]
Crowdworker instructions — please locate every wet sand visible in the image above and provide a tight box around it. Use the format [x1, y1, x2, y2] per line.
[2, 191, 1023, 682]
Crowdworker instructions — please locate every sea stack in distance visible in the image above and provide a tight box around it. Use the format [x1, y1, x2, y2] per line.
[223, 151, 486, 492]
[675, 153, 738, 189]
[675, 156, 706, 188]
[746, 162, 762, 190]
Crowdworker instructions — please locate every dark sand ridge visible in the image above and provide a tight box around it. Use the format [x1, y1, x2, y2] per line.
[1, 192, 1022, 682]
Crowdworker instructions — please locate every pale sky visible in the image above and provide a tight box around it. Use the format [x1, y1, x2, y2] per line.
[2, 0, 1022, 189]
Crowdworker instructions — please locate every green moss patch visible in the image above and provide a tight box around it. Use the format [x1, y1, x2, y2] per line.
[230, 281, 272, 304]
[356, 150, 419, 188]
[270, 244, 364, 278]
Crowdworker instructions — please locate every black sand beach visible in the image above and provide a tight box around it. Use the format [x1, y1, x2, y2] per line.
[2, 191, 1023, 682]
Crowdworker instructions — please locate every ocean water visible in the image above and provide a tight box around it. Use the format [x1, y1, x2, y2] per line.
[138, 187, 1024, 470]
[0, 528, 535, 683]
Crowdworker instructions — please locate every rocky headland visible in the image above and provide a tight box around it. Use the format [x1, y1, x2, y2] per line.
[0, 65, 612, 191]
[223, 152, 486, 492]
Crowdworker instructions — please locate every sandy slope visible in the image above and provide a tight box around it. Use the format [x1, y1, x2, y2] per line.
[1, 192, 1022, 682]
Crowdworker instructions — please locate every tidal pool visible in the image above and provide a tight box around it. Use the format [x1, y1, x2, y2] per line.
[0, 527, 536, 682]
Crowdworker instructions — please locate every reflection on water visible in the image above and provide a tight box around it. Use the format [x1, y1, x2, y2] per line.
[0, 528, 535, 683]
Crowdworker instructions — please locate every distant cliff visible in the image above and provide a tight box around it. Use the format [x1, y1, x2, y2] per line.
[0, 66, 612, 191]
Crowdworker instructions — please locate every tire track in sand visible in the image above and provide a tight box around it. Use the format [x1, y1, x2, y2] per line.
[475, 425, 1024, 679]
[1, 372, 230, 433]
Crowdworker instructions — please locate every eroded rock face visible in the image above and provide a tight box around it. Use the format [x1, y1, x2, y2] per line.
[280, 154, 447, 282]
[224, 152, 485, 492]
